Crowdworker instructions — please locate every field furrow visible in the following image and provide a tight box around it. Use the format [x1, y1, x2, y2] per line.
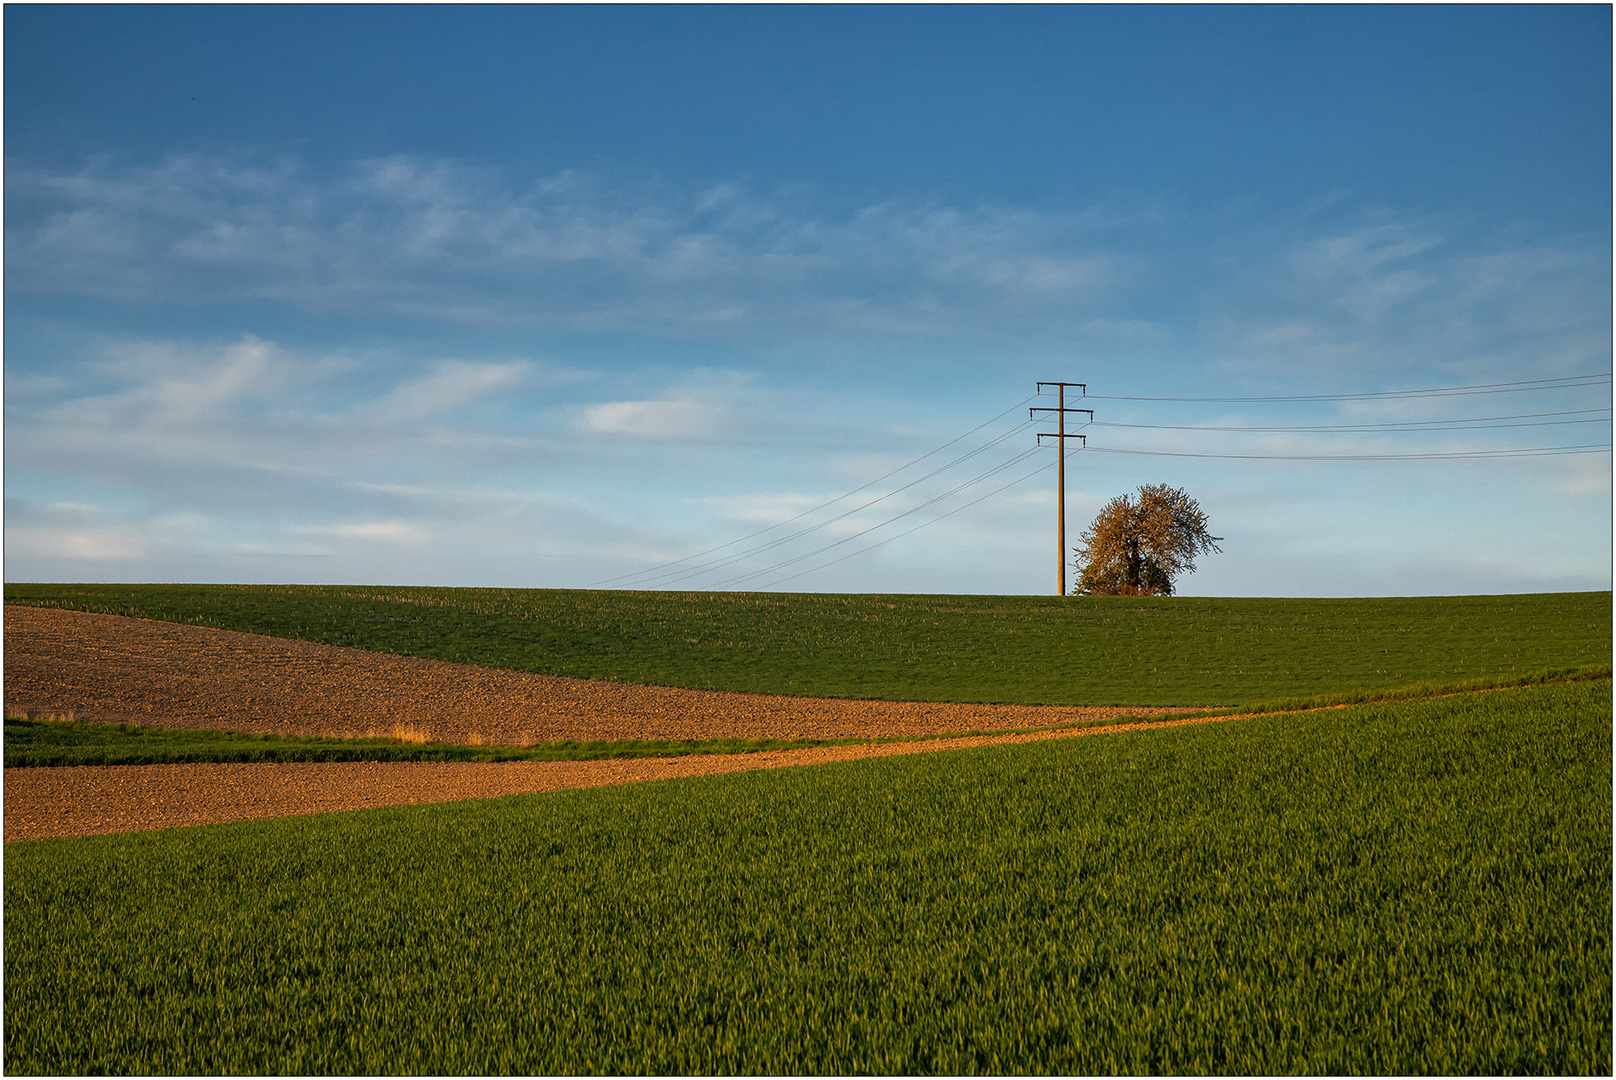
[3, 605, 1174, 744]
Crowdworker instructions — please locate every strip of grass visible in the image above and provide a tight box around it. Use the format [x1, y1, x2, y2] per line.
[0, 716, 862, 768]
[6, 583, 1610, 705]
[8, 664, 1609, 768]
[1233, 660, 1615, 715]
[6, 681, 1608, 1074]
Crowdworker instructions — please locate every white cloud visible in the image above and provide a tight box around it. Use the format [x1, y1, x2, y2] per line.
[4, 159, 1609, 596]
[1549, 454, 1614, 497]
[7, 336, 591, 498]
[286, 521, 427, 544]
[1, 502, 212, 563]
[6, 154, 1142, 337]
[7, 524, 147, 561]
[13, 155, 1602, 395]
[702, 492, 833, 528]
[364, 361, 528, 422]
[1205, 217, 1610, 383]
[79, 335, 292, 426]
[580, 399, 733, 440]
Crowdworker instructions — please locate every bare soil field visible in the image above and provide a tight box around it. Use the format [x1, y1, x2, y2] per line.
[4, 605, 1175, 742]
[4, 714, 1239, 842]
[3, 605, 1221, 841]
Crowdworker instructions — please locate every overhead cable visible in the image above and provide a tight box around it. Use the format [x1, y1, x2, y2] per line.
[586, 394, 1039, 589]
[1090, 409, 1613, 434]
[1078, 373, 1611, 404]
[635, 417, 1041, 590]
[709, 445, 1048, 589]
[1084, 443, 1613, 461]
[754, 455, 1062, 590]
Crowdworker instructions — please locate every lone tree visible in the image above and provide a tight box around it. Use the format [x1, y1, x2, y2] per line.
[1074, 484, 1221, 596]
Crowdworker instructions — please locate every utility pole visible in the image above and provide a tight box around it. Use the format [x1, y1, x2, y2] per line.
[1032, 382, 1092, 596]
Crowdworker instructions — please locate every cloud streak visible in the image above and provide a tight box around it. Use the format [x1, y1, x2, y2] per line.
[580, 399, 735, 440]
[5, 154, 1608, 595]
[11, 154, 1606, 391]
[363, 361, 529, 422]
[1205, 218, 1610, 382]
[6, 155, 1141, 337]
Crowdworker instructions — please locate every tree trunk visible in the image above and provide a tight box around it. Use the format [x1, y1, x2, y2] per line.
[1124, 538, 1142, 591]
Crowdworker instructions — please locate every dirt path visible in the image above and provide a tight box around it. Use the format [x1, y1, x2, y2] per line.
[3, 604, 1227, 842]
[3, 712, 1239, 842]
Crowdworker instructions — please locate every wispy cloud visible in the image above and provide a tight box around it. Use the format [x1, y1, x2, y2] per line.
[363, 360, 529, 422]
[286, 520, 428, 544]
[5, 156, 1608, 595]
[580, 398, 734, 440]
[2, 500, 223, 564]
[4, 502, 151, 561]
[1205, 217, 1610, 383]
[76, 334, 308, 427]
[6, 155, 1143, 337]
[11, 154, 1605, 389]
[3, 331, 791, 582]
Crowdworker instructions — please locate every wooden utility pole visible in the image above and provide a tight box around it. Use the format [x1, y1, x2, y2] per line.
[1032, 383, 1091, 595]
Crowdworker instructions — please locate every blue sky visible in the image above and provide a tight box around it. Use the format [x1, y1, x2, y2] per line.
[6, 4, 1611, 596]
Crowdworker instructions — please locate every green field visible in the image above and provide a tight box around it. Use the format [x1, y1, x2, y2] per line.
[7, 585, 1609, 1072]
[4, 668, 1606, 768]
[6, 680, 1609, 1074]
[0, 715, 875, 768]
[6, 584, 1609, 705]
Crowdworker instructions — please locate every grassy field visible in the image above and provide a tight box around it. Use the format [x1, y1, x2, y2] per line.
[6, 583, 1609, 704]
[4, 668, 1606, 768]
[0, 715, 873, 768]
[6, 680, 1609, 1074]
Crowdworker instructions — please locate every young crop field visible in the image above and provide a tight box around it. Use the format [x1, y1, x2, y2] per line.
[0, 715, 866, 768]
[6, 680, 1609, 1074]
[3, 670, 1604, 770]
[6, 583, 1609, 705]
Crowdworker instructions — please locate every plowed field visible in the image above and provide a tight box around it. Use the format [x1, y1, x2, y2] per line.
[3, 605, 1215, 840]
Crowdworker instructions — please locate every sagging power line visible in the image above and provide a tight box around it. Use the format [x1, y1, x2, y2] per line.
[751, 454, 1060, 591]
[1081, 372, 1610, 463]
[1090, 408, 1613, 434]
[1082, 373, 1611, 403]
[690, 380, 1089, 594]
[1084, 443, 1613, 461]
[708, 444, 1050, 590]
[620, 417, 1039, 590]
[589, 395, 1044, 590]
[593, 371, 1608, 592]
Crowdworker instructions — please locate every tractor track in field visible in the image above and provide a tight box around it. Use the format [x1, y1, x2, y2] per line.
[4, 605, 1220, 841]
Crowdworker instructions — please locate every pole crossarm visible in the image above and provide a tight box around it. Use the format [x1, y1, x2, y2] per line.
[1036, 380, 1087, 596]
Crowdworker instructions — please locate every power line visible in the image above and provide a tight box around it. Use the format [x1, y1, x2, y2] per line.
[1080, 373, 1611, 403]
[1085, 443, 1613, 461]
[710, 444, 1047, 589]
[721, 377, 1090, 592]
[709, 444, 1049, 589]
[586, 394, 1039, 588]
[1090, 409, 1612, 434]
[588, 397, 1034, 588]
[633, 416, 1040, 590]
[594, 377, 1610, 593]
[754, 454, 1062, 590]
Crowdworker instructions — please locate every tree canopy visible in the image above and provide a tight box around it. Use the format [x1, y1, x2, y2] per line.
[1074, 484, 1222, 596]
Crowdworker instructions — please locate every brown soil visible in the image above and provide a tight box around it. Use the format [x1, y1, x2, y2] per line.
[4, 605, 1181, 742]
[4, 715, 1236, 843]
[4, 605, 1228, 842]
